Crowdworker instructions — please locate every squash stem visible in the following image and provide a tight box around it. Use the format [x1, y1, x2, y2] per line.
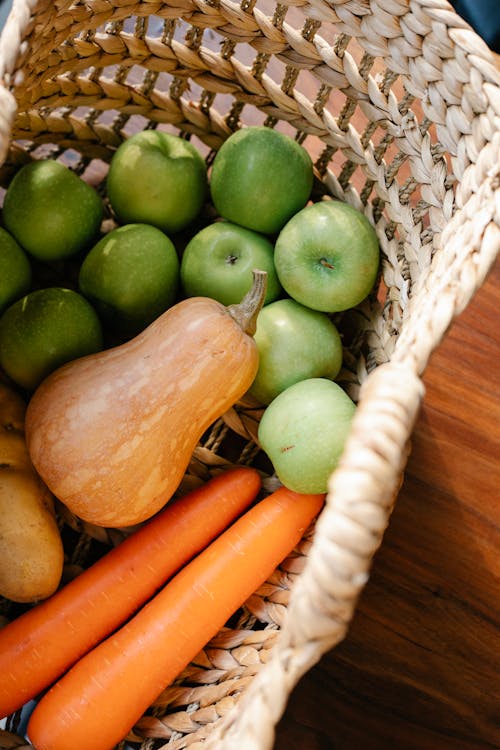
[228, 269, 268, 336]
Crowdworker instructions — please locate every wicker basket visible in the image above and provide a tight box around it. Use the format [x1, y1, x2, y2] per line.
[0, 0, 499, 748]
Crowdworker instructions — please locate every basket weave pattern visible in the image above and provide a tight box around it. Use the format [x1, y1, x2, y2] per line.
[0, 1, 499, 748]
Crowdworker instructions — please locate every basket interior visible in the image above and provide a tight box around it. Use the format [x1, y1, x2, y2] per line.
[0, 1, 486, 748]
[2, 0, 462, 283]
[0, 0, 469, 390]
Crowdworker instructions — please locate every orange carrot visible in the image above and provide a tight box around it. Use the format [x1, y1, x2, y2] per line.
[27, 488, 325, 750]
[0, 467, 261, 719]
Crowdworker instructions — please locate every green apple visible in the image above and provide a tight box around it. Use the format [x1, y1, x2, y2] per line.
[274, 200, 380, 312]
[258, 378, 356, 494]
[209, 126, 313, 235]
[0, 288, 103, 391]
[79, 223, 180, 335]
[249, 299, 343, 405]
[180, 220, 281, 306]
[2, 160, 103, 261]
[106, 130, 208, 234]
[0, 227, 32, 314]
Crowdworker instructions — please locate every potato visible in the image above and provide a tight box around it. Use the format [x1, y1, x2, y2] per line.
[0, 381, 64, 603]
[0, 375, 25, 429]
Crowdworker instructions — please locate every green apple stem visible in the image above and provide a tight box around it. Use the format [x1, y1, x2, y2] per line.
[227, 269, 267, 336]
[320, 257, 335, 270]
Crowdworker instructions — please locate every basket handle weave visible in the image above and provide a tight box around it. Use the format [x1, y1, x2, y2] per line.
[198, 360, 424, 749]
[0, 0, 33, 163]
[392, 131, 500, 375]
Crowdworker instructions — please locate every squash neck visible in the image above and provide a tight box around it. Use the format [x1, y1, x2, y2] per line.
[227, 269, 268, 336]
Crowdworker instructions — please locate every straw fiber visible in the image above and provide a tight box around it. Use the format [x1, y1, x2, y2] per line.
[0, 1, 498, 748]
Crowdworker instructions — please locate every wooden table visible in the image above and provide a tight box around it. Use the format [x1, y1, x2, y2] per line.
[275, 257, 500, 750]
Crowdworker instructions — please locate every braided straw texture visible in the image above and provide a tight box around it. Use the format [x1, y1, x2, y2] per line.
[0, 1, 499, 749]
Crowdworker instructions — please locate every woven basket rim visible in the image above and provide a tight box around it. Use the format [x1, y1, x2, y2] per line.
[0, 2, 499, 749]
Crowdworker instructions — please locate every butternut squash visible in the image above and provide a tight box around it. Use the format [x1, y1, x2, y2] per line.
[25, 271, 267, 528]
[0, 379, 64, 603]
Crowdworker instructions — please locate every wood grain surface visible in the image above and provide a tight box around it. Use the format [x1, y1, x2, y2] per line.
[275, 257, 500, 750]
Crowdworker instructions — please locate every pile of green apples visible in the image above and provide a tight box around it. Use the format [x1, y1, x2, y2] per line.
[0, 126, 380, 495]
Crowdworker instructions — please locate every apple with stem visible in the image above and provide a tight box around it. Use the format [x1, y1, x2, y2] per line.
[274, 200, 380, 312]
[180, 221, 281, 306]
